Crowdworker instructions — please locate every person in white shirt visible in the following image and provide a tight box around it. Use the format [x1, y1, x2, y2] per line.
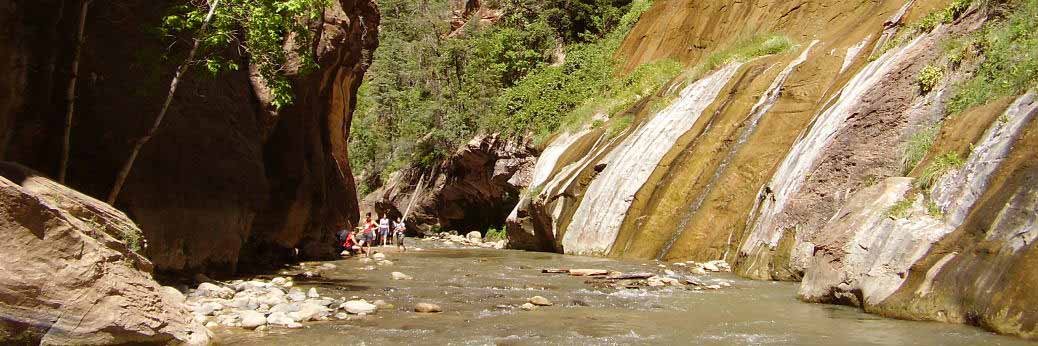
[378, 215, 391, 246]
[393, 218, 407, 252]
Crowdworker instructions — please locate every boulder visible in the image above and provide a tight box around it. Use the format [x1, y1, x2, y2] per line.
[414, 303, 443, 313]
[520, 303, 537, 311]
[391, 272, 413, 280]
[286, 288, 307, 302]
[529, 296, 553, 306]
[288, 303, 330, 322]
[270, 303, 301, 314]
[372, 253, 387, 260]
[266, 312, 295, 326]
[341, 300, 378, 314]
[239, 311, 267, 329]
[466, 231, 483, 242]
[196, 282, 235, 299]
[307, 287, 320, 298]
[0, 173, 210, 344]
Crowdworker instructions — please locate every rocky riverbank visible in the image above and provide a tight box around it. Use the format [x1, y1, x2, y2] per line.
[211, 238, 1028, 345]
[187, 238, 737, 335]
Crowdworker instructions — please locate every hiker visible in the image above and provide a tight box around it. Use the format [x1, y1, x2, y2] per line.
[378, 214, 391, 247]
[360, 213, 376, 256]
[342, 229, 358, 256]
[335, 222, 350, 254]
[393, 217, 407, 252]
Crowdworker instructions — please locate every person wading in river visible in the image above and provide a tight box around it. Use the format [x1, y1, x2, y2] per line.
[360, 213, 376, 256]
[378, 214, 391, 247]
[393, 217, 407, 252]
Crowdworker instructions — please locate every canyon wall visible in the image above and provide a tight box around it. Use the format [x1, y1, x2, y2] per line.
[508, 0, 1038, 338]
[0, 0, 379, 275]
[361, 135, 536, 235]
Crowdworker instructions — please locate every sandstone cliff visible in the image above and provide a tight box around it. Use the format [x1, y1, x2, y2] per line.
[0, 0, 379, 275]
[507, 0, 1038, 338]
[361, 134, 537, 235]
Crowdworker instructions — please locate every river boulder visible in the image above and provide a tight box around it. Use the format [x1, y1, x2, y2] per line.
[341, 300, 378, 315]
[0, 167, 210, 344]
[414, 303, 443, 313]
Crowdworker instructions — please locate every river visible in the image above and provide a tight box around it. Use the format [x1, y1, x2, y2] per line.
[214, 239, 1031, 345]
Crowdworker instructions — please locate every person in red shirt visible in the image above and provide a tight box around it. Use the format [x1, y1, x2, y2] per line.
[360, 213, 376, 256]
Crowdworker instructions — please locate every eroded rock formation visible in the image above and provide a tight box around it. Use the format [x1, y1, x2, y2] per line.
[0, 163, 209, 345]
[508, 0, 1038, 338]
[0, 0, 379, 275]
[362, 134, 536, 235]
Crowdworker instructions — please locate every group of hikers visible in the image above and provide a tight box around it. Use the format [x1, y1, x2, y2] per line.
[336, 212, 407, 256]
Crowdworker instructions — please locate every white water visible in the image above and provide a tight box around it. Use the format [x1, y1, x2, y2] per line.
[739, 35, 925, 260]
[562, 63, 743, 256]
[655, 42, 819, 260]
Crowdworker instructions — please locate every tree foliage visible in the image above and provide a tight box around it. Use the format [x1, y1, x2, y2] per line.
[350, 0, 655, 183]
[160, 0, 328, 108]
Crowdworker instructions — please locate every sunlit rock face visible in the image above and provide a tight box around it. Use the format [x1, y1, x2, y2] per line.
[0, 0, 380, 275]
[507, 0, 1038, 338]
[0, 163, 210, 345]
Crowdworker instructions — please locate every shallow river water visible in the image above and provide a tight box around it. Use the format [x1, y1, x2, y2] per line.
[216, 240, 1032, 345]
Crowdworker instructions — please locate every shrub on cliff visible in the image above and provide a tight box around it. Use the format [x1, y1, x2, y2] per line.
[947, 0, 1038, 113]
[349, 0, 653, 183]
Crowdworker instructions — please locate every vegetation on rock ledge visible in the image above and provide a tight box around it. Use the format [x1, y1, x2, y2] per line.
[349, 0, 657, 184]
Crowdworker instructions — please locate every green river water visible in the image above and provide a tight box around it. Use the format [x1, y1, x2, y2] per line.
[214, 240, 1033, 345]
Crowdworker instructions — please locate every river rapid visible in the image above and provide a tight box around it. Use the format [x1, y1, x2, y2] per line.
[214, 239, 1031, 345]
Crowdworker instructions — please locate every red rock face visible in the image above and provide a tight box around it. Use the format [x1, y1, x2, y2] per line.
[361, 134, 537, 235]
[0, 0, 380, 276]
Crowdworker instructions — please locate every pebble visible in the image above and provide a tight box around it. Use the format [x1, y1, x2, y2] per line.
[391, 272, 413, 280]
[307, 287, 319, 298]
[520, 303, 537, 311]
[334, 312, 350, 320]
[372, 253, 387, 260]
[529, 296, 553, 306]
[377, 260, 394, 266]
[373, 300, 392, 309]
[414, 302, 443, 313]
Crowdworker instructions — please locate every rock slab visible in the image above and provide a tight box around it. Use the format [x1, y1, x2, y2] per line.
[0, 171, 210, 344]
